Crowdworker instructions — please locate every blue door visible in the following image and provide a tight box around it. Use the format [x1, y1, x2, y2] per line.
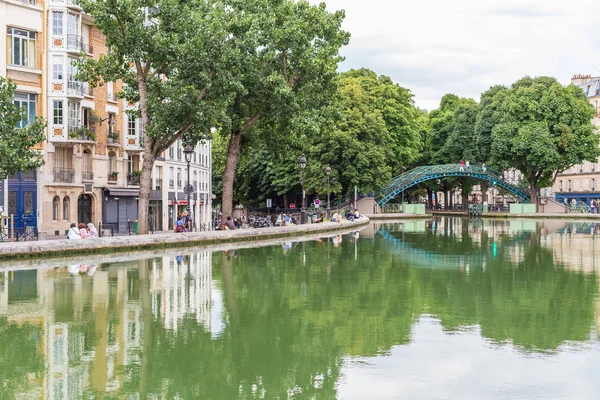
[7, 170, 37, 229]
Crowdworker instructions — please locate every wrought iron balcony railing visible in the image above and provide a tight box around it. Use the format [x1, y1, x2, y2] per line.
[67, 34, 93, 54]
[54, 167, 74, 183]
[82, 171, 93, 181]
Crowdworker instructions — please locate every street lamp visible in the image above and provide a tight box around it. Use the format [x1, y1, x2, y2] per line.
[326, 164, 331, 219]
[300, 154, 307, 224]
[183, 143, 194, 231]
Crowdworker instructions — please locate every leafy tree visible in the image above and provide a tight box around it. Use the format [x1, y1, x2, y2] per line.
[0, 77, 46, 179]
[219, 0, 349, 219]
[78, 0, 235, 233]
[490, 76, 600, 205]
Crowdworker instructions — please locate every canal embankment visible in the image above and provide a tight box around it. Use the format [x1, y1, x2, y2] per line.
[366, 213, 431, 220]
[428, 211, 600, 220]
[0, 217, 370, 261]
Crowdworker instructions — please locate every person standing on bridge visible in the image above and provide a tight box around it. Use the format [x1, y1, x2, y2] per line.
[465, 160, 470, 170]
[459, 160, 465, 172]
[482, 162, 487, 173]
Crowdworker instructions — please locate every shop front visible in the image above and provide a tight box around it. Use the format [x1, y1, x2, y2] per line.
[102, 187, 139, 235]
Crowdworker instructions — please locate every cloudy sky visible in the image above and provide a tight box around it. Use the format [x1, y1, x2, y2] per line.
[317, 0, 600, 110]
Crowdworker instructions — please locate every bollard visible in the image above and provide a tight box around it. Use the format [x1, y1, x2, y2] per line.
[10, 214, 14, 242]
[133, 220, 139, 235]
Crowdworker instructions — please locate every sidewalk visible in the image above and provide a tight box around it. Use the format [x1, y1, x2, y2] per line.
[0, 218, 370, 261]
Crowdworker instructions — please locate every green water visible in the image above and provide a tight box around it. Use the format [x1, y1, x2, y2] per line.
[2, 217, 600, 399]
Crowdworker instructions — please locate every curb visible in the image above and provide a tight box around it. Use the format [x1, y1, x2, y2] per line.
[0, 217, 370, 261]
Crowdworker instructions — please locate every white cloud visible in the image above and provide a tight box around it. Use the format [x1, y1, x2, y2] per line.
[315, 0, 600, 110]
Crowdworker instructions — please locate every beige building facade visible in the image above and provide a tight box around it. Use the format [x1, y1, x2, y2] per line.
[552, 74, 600, 206]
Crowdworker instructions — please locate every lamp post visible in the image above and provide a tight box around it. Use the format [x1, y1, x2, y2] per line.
[183, 143, 194, 231]
[300, 154, 307, 224]
[326, 164, 331, 219]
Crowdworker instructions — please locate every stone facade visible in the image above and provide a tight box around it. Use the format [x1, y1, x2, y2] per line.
[552, 75, 600, 206]
[1, 1, 213, 236]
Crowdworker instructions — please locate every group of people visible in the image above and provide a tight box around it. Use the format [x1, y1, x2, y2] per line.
[174, 211, 193, 233]
[459, 160, 487, 173]
[67, 222, 99, 239]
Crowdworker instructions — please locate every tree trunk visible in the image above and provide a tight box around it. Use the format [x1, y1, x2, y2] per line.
[480, 181, 489, 204]
[530, 180, 539, 210]
[221, 131, 243, 219]
[426, 188, 433, 209]
[136, 152, 156, 234]
[443, 190, 448, 210]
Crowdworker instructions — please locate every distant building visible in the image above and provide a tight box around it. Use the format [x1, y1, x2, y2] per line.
[553, 74, 600, 206]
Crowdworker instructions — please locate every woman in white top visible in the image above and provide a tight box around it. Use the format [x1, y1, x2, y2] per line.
[67, 223, 82, 240]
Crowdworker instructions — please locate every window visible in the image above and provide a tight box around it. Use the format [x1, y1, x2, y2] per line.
[108, 152, 116, 173]
[177, 141, 182, 159]
[107, 81, 114, 101]
[7, 28, 36, 68]
[52, 55, 63, 80]
[63, 196, 70, 221]
[14, 93, 36, 128]
[67, 13, 79, 37]
[128, 115, 136, 136]
[107, 112, 115, 134]
[169, 146, 174, 159]
[593, 179, 596, 191]
[559, 180, 563, 192]
[68, 102, 80, 131]
[52, 196, 59, 221]
[53, 100, 63, 125]
[568, 180, 572, 191]
[52, 11, 63, 36]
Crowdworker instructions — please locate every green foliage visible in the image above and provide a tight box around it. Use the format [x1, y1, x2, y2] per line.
[0, 77, 46, 179]
[490, 76, 600, 195]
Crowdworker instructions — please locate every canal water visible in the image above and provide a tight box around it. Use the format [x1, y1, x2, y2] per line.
[1, 217, 600, 399]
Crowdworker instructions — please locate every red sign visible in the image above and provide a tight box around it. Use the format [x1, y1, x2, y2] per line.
[290, 203, 296, 209]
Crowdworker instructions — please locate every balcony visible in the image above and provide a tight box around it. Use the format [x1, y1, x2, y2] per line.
[83, 83, 94, 97]
[108, 173, 118, 183]
[127, 173, 141, 186]
[54, 168, 75, 183]
[67, 0, 82, 10]
[82, 171, 93, 181]
[67, 34, 93, 54]
[67, 80, 84, 98]
[155, 179, 162, 191]
[68, 126, 95, 142]
[107, 131, 120, 146]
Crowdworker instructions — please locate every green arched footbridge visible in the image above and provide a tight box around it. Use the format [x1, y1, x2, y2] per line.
[377, 164, 531, 207]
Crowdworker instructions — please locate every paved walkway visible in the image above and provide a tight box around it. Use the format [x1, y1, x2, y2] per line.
[0, 218, 370, 261]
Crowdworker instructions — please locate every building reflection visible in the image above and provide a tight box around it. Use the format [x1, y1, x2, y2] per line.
[0, 251, 219, 399]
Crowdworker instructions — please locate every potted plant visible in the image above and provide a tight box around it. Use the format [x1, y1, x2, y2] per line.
[89, 110, 102, 126]
[111, 171, 119, 176]
[132, 170, 142, 177]
[108, 132, 119, 143]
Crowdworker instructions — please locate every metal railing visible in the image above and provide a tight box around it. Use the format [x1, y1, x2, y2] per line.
[54, 167, 75, 183]
[82, 170, 93, 181]
[127, 174, 140, 186]
[177, 180, 182, 188]
[83, 83, 94, 97]
[108, 174, 118, 182]
[67, 79, 84, 96]
[155, 178, 162, 190]
[68, 126, 95, 141]
[67, 34, 93, 54]
[169, 179, 174, 188]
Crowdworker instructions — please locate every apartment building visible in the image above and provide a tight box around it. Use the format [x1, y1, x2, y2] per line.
[0, 0, 44, 231]
[163, 139, 212, 231]
[1, 0, 213, 236]
[553, 74, 600, 206]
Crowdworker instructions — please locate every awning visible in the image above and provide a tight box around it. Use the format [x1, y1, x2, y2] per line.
[104, 187, 140, 197]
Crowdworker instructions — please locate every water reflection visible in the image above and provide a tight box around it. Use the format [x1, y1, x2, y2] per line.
[0, 218, 599, 398]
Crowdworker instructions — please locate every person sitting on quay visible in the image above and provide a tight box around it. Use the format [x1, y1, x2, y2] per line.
[67, 222, 82, 239]
[175, 219, 186, 233]
[225, 216, 236, 230]
[313, 213, 324, 223]
[233, 217, 243, 229]
[78, 223, 89, 239]
[332, 210, 342, 223]
[87, 223, 99, 238]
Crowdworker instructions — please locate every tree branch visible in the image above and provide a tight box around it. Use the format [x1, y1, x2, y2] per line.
[240, 114, 261, 133]
[281, 53, 289, 83]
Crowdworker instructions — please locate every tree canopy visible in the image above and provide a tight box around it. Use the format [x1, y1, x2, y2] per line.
[490, 76, 600, 204]
[0, 77, 46, 179]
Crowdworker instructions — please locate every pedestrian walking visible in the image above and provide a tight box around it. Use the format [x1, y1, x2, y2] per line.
[459, 160, 465, 172]
[592, 200, 596, 214]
